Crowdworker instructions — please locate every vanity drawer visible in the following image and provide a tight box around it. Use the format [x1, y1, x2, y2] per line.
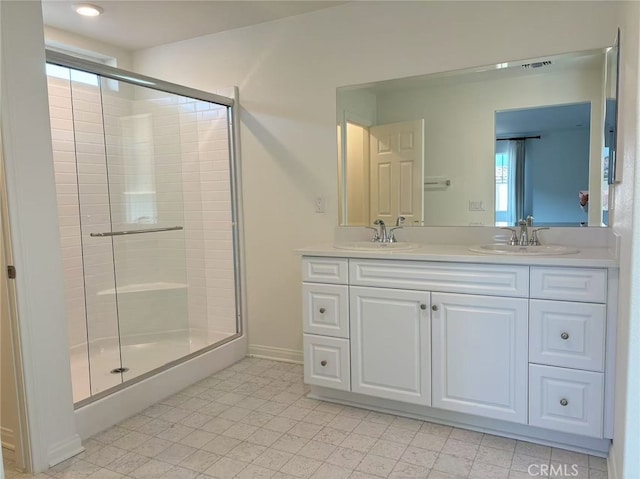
[303, 283, 349, 338]
[530, 300, 605, 372]
[529, 364, 603, 438]
[350, 259, 529, 297]
[530, 267, 607, 303]
[302, 257, 349, 284]
[303, 334, 350, 391]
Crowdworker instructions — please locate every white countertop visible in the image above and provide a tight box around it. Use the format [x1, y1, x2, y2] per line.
[297, 243, 618, 268]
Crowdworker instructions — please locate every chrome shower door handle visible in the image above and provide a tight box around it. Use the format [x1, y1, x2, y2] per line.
[90, 226, 183, 237]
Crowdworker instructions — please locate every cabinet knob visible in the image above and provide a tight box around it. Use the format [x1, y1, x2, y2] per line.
[560, 398, 569, 406]
[319, 307, 326, 314]
[431, 305, 438, 312]
[320, 360, 327, 367]
[420, 304, 427, 310]
[561, 332, 569, 340]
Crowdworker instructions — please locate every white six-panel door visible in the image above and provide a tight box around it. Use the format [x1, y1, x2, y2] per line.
[350, 286, 431, 405]
[369, 120, 424, 225]
[431, 292, 528, 423]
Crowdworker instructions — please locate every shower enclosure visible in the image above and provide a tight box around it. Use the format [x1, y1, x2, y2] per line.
[45, 51, 241, 404]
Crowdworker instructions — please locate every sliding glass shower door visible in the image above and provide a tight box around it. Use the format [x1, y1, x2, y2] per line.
[47, 54, 240, 403]
[100, 81, 191, 384]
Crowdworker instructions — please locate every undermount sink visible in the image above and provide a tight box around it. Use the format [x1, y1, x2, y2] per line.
[333, 241, 421, 251]
[469, 244, 579, 255]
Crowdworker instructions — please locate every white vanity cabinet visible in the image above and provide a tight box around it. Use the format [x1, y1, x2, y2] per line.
[300, 253, 615, 451]
[431, 292, 528, 423]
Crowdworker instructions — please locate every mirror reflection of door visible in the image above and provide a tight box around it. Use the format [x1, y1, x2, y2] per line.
[494, 103, 591, 227]
[343, 120, 371, 226]
[369, 120, 424, 225]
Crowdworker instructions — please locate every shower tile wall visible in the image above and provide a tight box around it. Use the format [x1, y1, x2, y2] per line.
[189, 100, 237, 337]
[48, 75, 89, 361]
[47, 69, 237, 401]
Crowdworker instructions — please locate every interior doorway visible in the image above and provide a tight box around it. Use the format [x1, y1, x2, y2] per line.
[0, 141, 30, 473]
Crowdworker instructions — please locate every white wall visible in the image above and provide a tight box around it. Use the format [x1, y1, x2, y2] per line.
[1, 1, 82, 471]
[376, 64, 604, 226]
[132, 1, 621, 361]
[609, 3, 640, 479]
[44, 26, 132, 69]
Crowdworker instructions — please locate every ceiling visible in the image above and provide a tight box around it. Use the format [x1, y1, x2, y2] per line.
[41, 1, 347, 51]
[495, 103, 591, 136]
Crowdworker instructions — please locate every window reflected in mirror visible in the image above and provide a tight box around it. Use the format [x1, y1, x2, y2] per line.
[494, 103, 591, 227]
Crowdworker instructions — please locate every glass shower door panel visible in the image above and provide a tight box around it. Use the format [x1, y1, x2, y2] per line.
[70, 70, 124, 396]
[47, 66, 91, 402]
[101, 81, 190, 380]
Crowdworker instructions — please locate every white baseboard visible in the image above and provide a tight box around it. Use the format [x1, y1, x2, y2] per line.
[47, 434, 84, 468]
[608, 442, 618, 479]
[248, 344, 303, 363]
[1, 426, 15, 451]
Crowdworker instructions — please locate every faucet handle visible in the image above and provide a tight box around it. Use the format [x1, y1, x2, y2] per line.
[529, 227, 549, 246]
[388, 225, 404, 243]
[501, 227, 519, 246]
[395, 216, 406, 227]
[365, 226, 380, 242]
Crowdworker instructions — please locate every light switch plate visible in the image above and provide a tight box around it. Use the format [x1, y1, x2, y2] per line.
[468, 200, 485, 211]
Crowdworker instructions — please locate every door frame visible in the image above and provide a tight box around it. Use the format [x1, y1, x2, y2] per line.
[339, 110, 373, 226]
[0, 132, 31, 471]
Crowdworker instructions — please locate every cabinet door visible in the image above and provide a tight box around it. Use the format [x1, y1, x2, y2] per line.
[431, 292, 528, 423]
[350, 286, 430, 405]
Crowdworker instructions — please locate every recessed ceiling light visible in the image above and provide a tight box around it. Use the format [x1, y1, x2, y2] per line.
[75, 4, 103, 17]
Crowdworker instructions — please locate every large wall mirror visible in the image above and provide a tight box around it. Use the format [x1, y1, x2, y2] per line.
[337, 43, 620, 228]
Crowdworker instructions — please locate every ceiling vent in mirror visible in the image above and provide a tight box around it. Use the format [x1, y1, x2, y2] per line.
[522, 61, 552, 69]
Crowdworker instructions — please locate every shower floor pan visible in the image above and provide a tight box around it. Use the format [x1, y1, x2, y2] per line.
[69, 329, 234, 403]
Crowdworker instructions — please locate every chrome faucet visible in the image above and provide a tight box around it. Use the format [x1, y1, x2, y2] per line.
[373, 219, 389, 242]
[504, 218, 548, 246]
[368, 217, 406, 243]
[518, 219, 529, 246]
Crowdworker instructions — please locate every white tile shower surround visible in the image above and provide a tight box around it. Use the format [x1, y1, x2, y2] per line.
[3, 358, 609, 479]
[70, 329, 235, 403]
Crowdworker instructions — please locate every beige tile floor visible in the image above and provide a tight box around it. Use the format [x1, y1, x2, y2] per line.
[3, 357, 609, 478]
